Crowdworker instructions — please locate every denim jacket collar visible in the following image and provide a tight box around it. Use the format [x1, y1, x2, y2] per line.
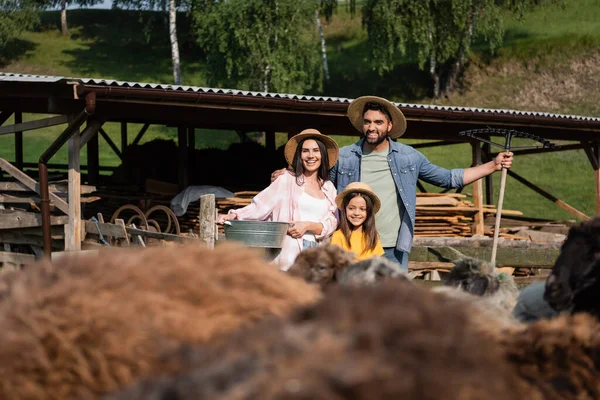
[351, 137, 399, 156]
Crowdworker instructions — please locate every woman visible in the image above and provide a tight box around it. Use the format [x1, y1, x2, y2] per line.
[217, 129, 339, 271]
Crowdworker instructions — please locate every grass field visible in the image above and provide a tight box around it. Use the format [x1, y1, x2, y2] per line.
[1, 1, 599, 221]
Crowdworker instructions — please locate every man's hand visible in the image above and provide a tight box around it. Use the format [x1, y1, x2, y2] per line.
[287, 221, 309, 238]
[494, 151, 514, 171]
[271, 168, 287, 183]
[216, 213, 236, 224]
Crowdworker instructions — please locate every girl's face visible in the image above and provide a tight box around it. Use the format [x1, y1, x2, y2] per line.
[301, 139, 322, 173]
[346, 195, 367, 228]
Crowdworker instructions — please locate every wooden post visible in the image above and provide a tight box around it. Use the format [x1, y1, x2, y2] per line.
[14, 112, 23, 170]
[199, 194, 216, 248]
[86, 121, 100, 185]
[188, 127, 195, 184]
[483, 142, 493, 205]
[65, 121, 81, 251]
[594, 143, 600, 215]
[471, 141, 484, 235]
[178, 126, 188, 189]
[265, 131, 276, 151]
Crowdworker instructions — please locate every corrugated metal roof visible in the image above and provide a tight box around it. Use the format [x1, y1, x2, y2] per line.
[2, 71, 599, 122]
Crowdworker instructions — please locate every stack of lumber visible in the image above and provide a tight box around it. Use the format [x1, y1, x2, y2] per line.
[415, 193, 523, 237]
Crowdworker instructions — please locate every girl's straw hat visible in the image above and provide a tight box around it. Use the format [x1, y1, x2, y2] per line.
[284, 128, 339, 169]
[335, 182, 381, 213]
[346, 95, 407, 139]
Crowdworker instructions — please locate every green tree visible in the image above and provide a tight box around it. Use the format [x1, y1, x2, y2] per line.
[362, 0, 564, 98]
[113, 0, 184, 84]
[193, 0, 323, 94]
[0, 0, 39, 48]
[38, 0, 103, 36]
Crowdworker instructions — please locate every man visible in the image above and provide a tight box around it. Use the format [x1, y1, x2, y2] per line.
[274, 96, 513, 269]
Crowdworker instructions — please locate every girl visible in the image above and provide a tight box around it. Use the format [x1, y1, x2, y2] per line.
[331, 182, 384, 261]
[217, 129, 339, 271]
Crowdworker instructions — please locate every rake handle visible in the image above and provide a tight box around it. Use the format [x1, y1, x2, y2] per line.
[491, 166, 508, 264]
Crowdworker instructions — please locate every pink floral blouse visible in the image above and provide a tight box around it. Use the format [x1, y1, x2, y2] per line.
[229, 171, 338, 271]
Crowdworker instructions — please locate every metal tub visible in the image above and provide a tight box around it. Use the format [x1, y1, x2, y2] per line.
[223, 220, 289, 249]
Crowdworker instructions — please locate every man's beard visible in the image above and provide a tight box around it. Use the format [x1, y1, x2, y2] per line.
[364, 131, 387, 146]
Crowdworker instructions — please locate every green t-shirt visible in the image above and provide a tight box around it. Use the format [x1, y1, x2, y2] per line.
[361, 148, 404, 247]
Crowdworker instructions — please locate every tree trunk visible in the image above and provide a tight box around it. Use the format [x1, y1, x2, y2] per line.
[60, 0, 68, 36]
[445, 11, 474, 95]
[429, 51, 440, 98]
[169, 0, 182, 85]
[263, 64, 271, 92]
[316, 11, 330, 82]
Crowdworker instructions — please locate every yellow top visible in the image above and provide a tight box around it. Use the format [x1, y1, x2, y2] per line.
[330, 229, 385, 261]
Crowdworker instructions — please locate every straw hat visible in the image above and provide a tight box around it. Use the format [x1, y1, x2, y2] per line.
[347, 95, 407, 139]
[335, 182, 381, 214]
[284, 129, 339, 169]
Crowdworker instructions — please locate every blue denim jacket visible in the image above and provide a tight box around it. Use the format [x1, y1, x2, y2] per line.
[329, 138, 465, 253]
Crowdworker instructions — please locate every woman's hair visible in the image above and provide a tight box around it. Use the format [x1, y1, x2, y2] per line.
[338, 192, 378, 255]
[291, 138, 330, 186]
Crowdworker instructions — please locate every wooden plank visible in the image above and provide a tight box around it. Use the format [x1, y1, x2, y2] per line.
[506, 169, 590, 221]
[79, 118, 104, 148]
[416, 197, 460, 206]
[0, 210, 68, 230]
[64, 126, 81, 251]
[0, 231, 62, 248]
[416, 206, 523, 215]
[114, 219, 130, 246]
[0, 251, 35, 265]
[412, 236, 561, 249]
[0, 115, 69, 135]
[199, 194, 216, 248]
[83, 220, 197, 243]
[408, 261, 454, 270]
[416, 193, 467, 198]
[0, 158, 69, 214]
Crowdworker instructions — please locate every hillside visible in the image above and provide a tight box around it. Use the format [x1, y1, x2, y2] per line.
[0, 1, 599, 221]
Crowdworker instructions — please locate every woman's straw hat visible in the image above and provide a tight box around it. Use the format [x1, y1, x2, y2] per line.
[284, 128, 339, 169]
[347, 95, 407, 139]
[335, 182, 381, 214]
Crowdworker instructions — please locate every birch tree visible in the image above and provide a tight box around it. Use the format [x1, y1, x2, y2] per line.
[194, 0, 322, 94]
[113, 0, 183, 84]
[362, 0, 564, 98]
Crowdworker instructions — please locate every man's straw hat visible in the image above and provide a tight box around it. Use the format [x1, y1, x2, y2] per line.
[335, 182, 381, 214]
[284, 129, 339, 169]
[347, 95, 407, 139]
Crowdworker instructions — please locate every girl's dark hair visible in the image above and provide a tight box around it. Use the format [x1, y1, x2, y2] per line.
[338, 192, 378, 255]
[291, 138, 330, 186]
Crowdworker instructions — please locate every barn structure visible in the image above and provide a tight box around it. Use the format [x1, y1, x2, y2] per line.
[1, 72, 599, 276]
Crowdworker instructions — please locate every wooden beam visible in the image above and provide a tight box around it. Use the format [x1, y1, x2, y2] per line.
[0, 231, 62, 248]
[131, 123, 150, 146]
[64, 125, 81, 251]
[0, 181, 96, 194]
[412, 236, 562, 249]
[0, 115, 69, 135]
[178, 126, 188, 189]
[506, 169, 590, 221]
[84, 121, 100, 185]
[79, 118, 104, 148]
[0, 111, 14, 126]
[14, 111, 23, 169]
[0, 158, 69, 214]
[0, 210, 68, 230]
[98, 127, 123, 159]
[471, 141, 484, 235]
[265, 131, 275, 151]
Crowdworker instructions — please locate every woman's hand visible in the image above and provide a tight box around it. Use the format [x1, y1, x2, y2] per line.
[494, 151, 514, 171]
[216, 213, 236, 224]
[287, 221, 309, 238]
[270, 168, 288, 183]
